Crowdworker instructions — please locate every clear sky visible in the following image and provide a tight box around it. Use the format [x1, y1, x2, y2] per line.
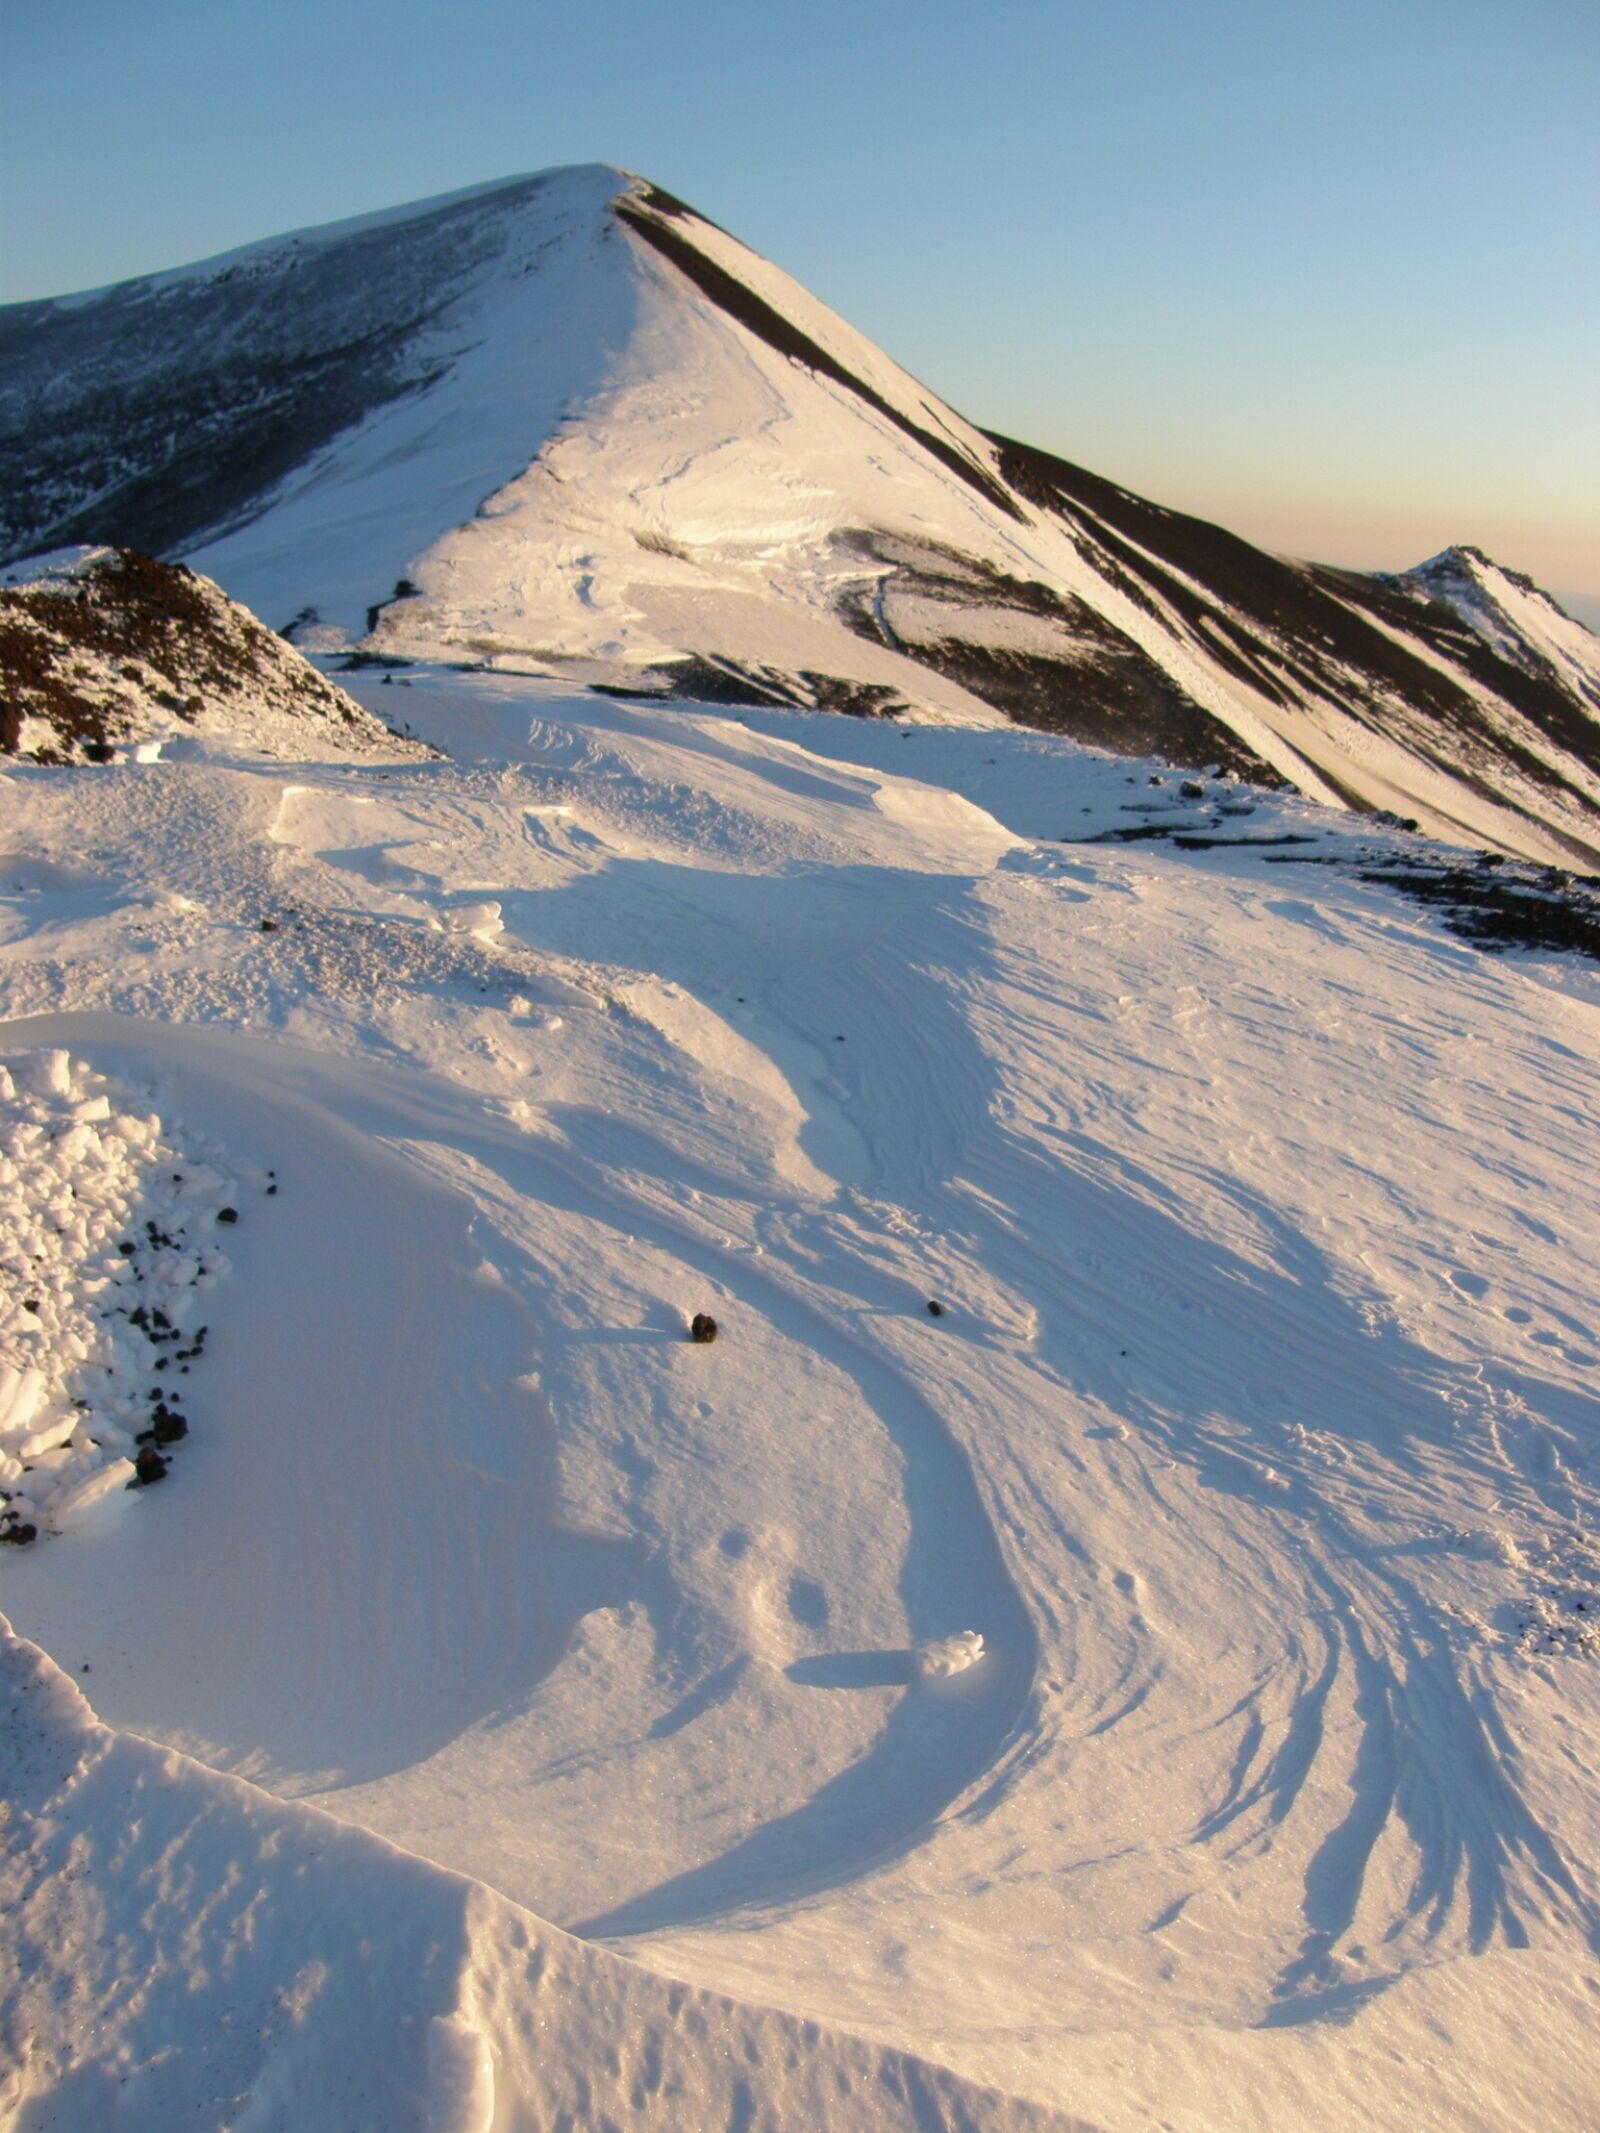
[5, 0, 1597, 620]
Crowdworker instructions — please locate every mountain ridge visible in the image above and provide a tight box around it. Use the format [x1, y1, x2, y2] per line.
[3, 164, 1597, 864]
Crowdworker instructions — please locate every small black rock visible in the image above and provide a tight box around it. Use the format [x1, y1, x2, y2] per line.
[217, 1207, 238, 1225]
[689, 1313, 718, 1345]
[926, 1300, 945, 1318]
[134, 1446, 168, 1486]
[0, 1522, 37, 1547]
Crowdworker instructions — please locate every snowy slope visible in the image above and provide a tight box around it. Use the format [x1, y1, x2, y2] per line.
[0, 546, 416, 763]
[0, 1616, 1072, 2132]
[1403, 545, 1600, 711]
[3, 669, 1599, 2127]
[4, 170, 1599, 866]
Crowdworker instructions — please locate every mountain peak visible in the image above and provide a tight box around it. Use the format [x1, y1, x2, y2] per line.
[4, 174, 1599, 864]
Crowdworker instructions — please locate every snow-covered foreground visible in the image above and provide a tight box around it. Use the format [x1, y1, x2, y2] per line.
[2, 674, 1598, 2128]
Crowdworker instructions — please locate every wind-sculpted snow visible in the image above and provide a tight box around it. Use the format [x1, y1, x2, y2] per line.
[0, 1618, 1078, 2132]
[2, 671, 1599, 2126]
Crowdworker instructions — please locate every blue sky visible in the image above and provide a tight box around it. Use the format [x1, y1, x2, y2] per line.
[5, 0, 1597, 617]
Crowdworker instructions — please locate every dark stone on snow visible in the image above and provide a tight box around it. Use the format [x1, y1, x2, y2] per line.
[689, 1313, 718, 1345]
[217, 1207, 238, 1224]
[927, 1299, 946, 1318]
[0, 1521, 37, 1546]
[134, 1446, 168, 1485]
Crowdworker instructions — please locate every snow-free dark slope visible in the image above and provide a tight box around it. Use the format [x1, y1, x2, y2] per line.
[4, 166, 1599, 862]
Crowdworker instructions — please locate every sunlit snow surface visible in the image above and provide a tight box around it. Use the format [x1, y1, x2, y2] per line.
[2, 672, 1599, 2129]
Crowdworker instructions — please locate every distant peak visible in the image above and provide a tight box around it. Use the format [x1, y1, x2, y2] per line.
[1413, 543, 1493, 578]
[1409, 543, 1567, 611]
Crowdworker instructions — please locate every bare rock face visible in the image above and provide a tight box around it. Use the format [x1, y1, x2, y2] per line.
[0, 547, 416, 763]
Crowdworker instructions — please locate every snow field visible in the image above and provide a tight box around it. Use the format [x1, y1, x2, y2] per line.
[3, 674, 1600, 2126]
[0, 1615, 1079, 2133]
[0, 1047, 237, 1539]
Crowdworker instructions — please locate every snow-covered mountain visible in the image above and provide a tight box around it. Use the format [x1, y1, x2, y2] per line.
[4, 166, 1598, 866]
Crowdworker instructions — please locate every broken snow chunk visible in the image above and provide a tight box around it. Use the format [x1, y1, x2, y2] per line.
[0, 1364, 48, 1439]
[1, 1047, 239, 1545]
[18, 1410, 79, 1461]
[54, 1460, 137, 1521]
[917, 1630, 986, 1680]
[17, 1050, 73, 1099]
[440, 900, 504, 942]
